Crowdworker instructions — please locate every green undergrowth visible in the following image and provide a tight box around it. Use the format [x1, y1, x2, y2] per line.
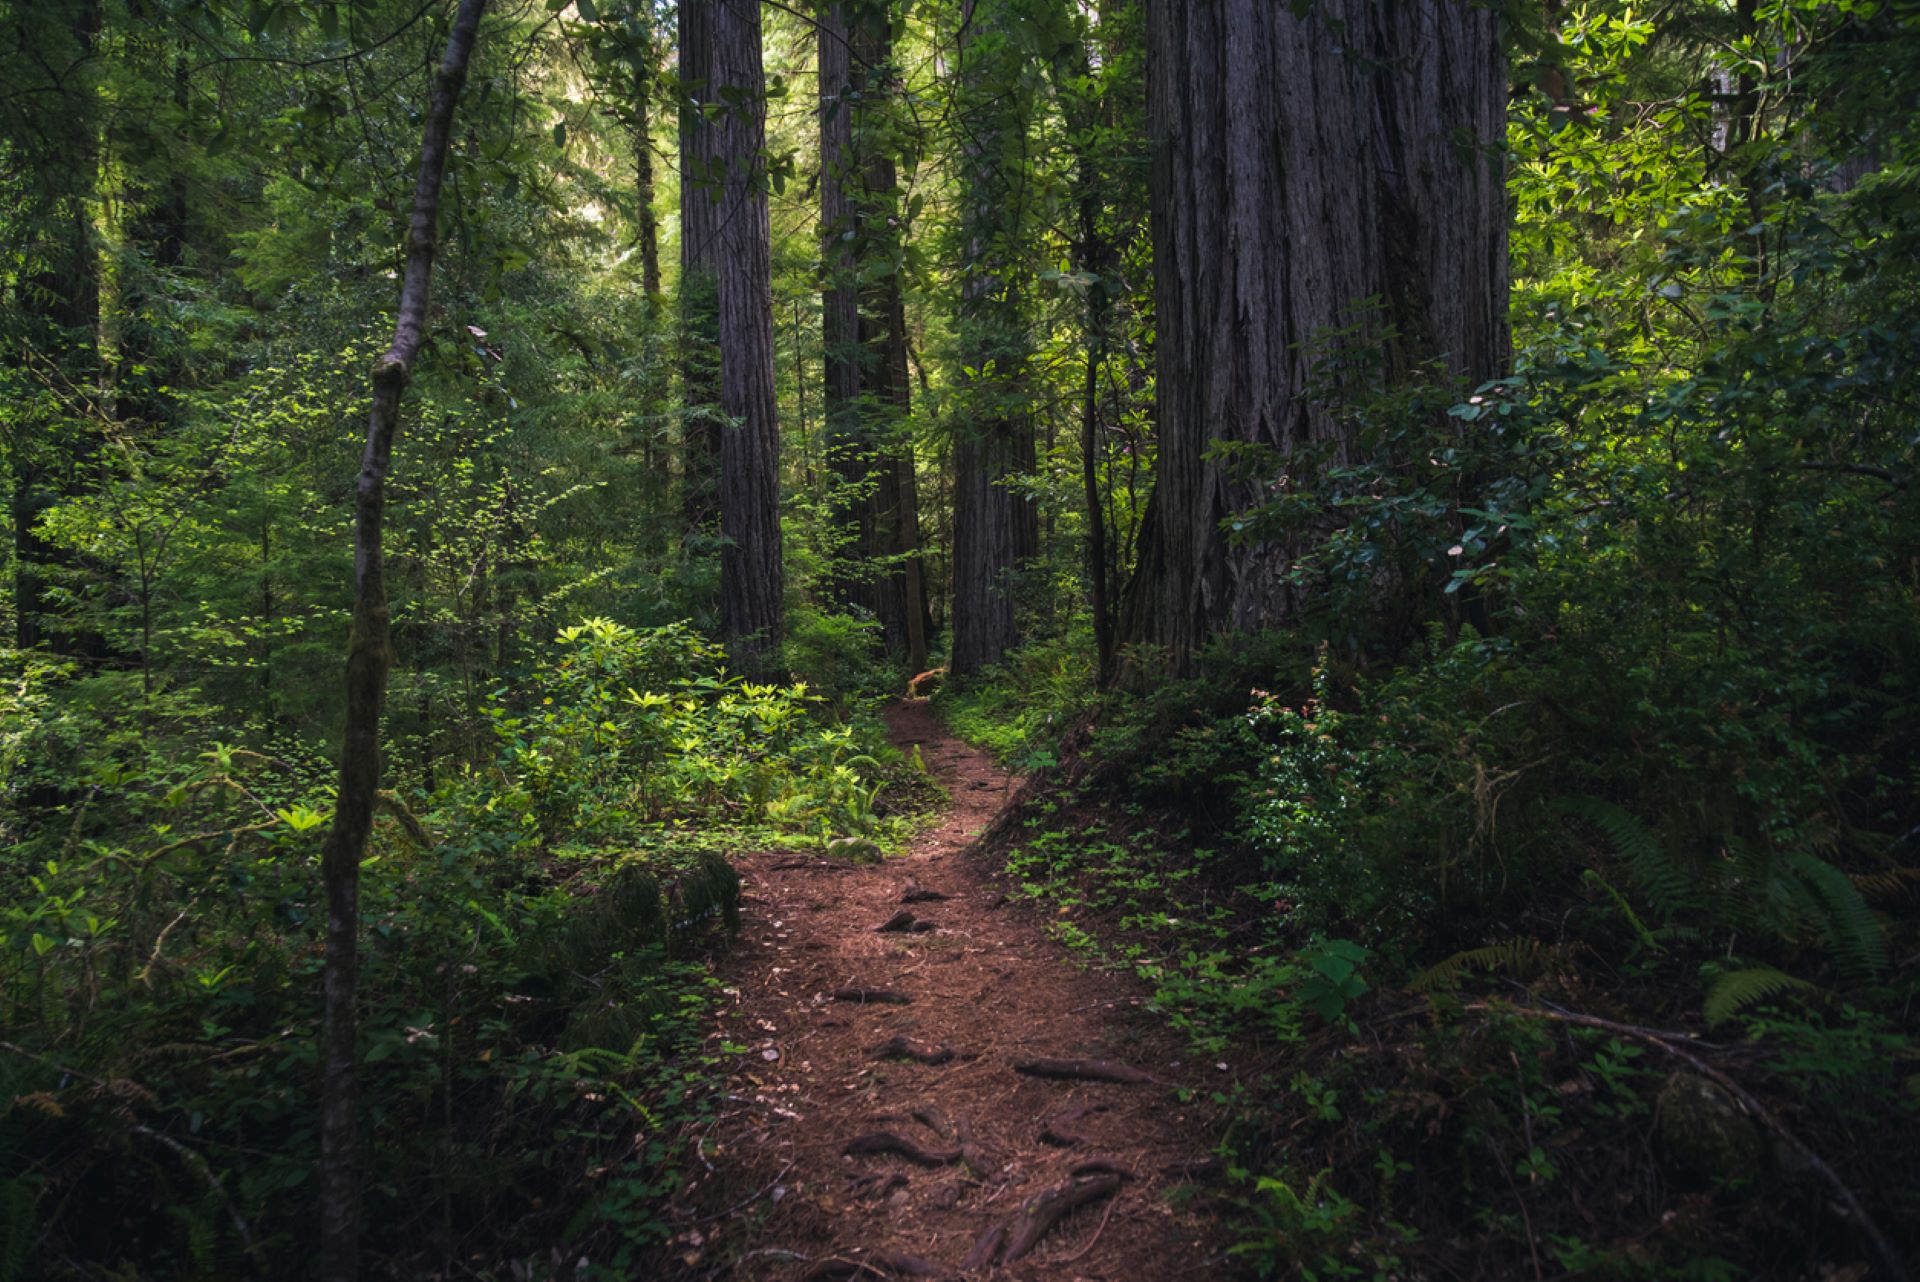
[961, 622, 1919, 1281]
[0, 619, 925, 1279]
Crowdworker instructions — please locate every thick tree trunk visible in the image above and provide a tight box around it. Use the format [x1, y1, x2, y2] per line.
[821, 2, 929, 668]
[316, 5, 486, 1280]
[1124, 0, 1508, 671]
[948, 0, 1038, 677]
[685, 0, 784, 672]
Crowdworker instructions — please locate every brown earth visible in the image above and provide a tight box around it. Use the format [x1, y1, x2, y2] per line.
[668, 699, 1237, 1280]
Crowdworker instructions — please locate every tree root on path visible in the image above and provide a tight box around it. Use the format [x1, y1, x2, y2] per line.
[1070, 1156, 1135, 1179]
[876, 910, 939, 934]
[847, 1170, 908, 1200]
[842, 1131, 963, 1166]
[911, 1105, 951, 1137]
[966, 1173, 1125, 1267]
[1014, 1056, 1157, 1085]
[1039, 1102, 1108, 1146]
[832, 986, 912, 1004]
[872, 1035, 955, 1066]
[902, 884, 949, 903]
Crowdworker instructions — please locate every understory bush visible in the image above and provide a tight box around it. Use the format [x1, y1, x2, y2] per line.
[0, 618, 908, 1279]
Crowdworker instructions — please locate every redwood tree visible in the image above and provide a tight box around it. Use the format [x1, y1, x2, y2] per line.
[683, 0, 784, 672]
[820, 0, 929, 669]
[1124, 0, 1509, 670]
[948, 0, 1039, 677]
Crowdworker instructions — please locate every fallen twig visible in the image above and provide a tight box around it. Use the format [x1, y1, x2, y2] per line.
[1473, 999, 1909, 1282]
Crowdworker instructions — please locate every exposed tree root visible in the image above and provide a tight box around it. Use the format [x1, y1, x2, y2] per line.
[954, 1113, 995, 1171]
[1000, 1173, 1125, 1262]
[876, 910, 918, 932]
[832, 986, 912, 1004]
[847, 1170, 908, 1200]
[842, 1131, 963, 1166]
[1013, 1056, 1157, 1085]
[901, 884, 949, 903]
[959, 1223, 1005, 1271]
[872, 1035, 955, 1066]
[911, 1104, 951, 1137]
[1040, 1101, 1108, 1147]
[1070, 1156, 1134, 1180]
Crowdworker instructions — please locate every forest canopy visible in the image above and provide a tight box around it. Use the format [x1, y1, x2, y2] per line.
[3, 0, 1918, 1278]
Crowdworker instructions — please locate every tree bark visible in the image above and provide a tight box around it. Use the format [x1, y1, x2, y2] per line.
[316, 5, 487, 1280]
[634, 14, 662, 299]
[1123, 0, 1509, 671]
[679, 0, 722, 535]
[821, 1, 929, 668]
[948, 0, 1038, 678]
[1046, 22, 1117, 685]
[685, 0, 784, 673]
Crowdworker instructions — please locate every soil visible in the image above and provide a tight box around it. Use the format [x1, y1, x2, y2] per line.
[669, 699, 1236, 1280]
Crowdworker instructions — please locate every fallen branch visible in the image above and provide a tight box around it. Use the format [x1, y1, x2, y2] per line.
[802, 1251, 943, 1280]
[1474, 1000, 1910, 1282]
[1014, 1057, 1157, 1085]
[842, 1131, 962, 1166]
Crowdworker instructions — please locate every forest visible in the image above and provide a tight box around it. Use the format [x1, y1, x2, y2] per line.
[2, 0, 1917, 1278]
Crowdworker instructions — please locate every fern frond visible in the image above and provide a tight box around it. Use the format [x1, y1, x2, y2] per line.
[1553, 796, 1695, 916]
[1409, 938, 1546, 993]
[1852, 866, 1920, 901]
[1703, 966, 1816, 1027]
[1787, 853, 1886, 978]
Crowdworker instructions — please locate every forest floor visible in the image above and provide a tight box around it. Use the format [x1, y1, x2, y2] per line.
[666, 699, 1235, 1280]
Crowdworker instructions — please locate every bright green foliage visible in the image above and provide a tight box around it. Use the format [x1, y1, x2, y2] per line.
[0, 617, 904, 1277]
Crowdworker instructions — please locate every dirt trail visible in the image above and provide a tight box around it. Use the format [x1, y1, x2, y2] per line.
[676, 699, 1231, 1280]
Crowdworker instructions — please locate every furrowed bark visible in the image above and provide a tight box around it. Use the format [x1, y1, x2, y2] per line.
[317, 4, 487, 1279]
[1123, 0, 1508, 671]
[685, 0, 784, 674]
[948, 0, 1038, 677]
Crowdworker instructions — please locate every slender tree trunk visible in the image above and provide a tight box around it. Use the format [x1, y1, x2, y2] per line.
[1123, 0, 1508, 672]
[948, 0, 1038, 677]
[634, 17, 662, 299]
[316, 6, 487, 1280]
[1047, 28, 1116, 684]
[685, 0, 783, 672]
[819, 2, 873, 615]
